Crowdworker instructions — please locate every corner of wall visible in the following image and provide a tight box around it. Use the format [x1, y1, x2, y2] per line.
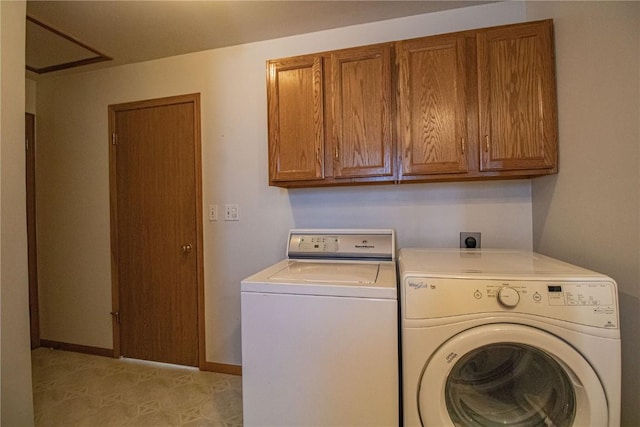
[1, 1, 35, 425]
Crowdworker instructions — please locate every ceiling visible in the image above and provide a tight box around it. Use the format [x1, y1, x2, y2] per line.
[26, 0, 493, 79]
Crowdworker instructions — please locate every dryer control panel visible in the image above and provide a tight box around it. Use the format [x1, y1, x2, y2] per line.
[403, 277, 618, 329]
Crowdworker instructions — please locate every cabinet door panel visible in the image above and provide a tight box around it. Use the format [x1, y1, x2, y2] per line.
[268, 56, 324, 182]
[478, 21, 557, 171]
[398, 35, 468, 176]
[331, 45, 393, 179]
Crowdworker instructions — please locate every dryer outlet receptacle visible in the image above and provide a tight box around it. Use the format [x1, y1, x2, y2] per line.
[460, 232, 481, 249]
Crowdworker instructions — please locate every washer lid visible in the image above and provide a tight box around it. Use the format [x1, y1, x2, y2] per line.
[270, 262, 379, 284]
[241, 259, 397, 299]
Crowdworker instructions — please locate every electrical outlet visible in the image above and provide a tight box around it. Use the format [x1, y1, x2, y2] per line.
[460, 232, 481, 248]
[208, 204, 218, 221]
[225, 204, 239, 221]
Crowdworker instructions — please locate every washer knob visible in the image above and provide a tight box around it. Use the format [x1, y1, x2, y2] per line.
[498, 287, 520, 307]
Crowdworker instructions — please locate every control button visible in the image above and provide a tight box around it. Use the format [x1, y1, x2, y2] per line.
[474, 290, 482, 299]
[533, 292, 542, 302]
[498, 287, 520, 308]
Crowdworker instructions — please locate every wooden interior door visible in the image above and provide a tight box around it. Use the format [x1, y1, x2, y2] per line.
[109, 94, 203, 367]
[26, 112, 40, 349]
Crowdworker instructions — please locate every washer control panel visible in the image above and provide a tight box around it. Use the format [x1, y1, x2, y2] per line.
[403, 277, 618, 329]
[287, 230, 395, 260]
[296, 236, 340, 254]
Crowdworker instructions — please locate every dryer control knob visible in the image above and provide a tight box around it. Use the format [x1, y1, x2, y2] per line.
[498, 287, 520, 307]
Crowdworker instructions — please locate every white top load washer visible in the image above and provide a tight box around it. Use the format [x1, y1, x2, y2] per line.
[398, 249, 621, 427]
[241, 229, 399, 427]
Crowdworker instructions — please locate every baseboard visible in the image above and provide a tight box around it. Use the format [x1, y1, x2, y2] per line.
[38, 340, 242, 375]
[202, 361, 242, 376]
[39, 339, 114, 358]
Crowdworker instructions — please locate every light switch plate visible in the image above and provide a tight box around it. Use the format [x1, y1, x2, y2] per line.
[208, 205, 218, 221]
[225, 204, 239, 221]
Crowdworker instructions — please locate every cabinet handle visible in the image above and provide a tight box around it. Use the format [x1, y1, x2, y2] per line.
[316, 147, 321, 164]
[461, 137, 465, 155]
[484, 135, 489, 152]
[334, 146, 339, 161]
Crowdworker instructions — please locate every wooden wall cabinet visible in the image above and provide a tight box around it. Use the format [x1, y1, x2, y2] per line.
[397, 33, 469, 178]
[267, 20, 558, 188]
[267, 44, 394, 187]
[477, 21, 558, 173]
[267, 55, 324, 183]
[331, 45, 394, 181]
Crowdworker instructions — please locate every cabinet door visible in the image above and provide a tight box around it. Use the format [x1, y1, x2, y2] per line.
[397, 34, 468, 176]
[267, 55, 324, 183]
[331, 45, 394, 179]
[477, 20, 557, 172]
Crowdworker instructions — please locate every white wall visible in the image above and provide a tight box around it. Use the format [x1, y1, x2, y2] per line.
[35, 1, 531, 365]
[527, 2, 640, 424]
[30, 2, 640, 425]
[1, 1, 35, 425]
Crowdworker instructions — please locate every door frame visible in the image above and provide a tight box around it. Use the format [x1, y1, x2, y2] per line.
[26, 112, 40, 349]
[108, 93, 205, 368]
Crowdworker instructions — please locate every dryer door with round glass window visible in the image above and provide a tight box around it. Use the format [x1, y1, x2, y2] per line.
[419, 324, 608, 427]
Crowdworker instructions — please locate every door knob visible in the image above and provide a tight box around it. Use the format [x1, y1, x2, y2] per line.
[181, 244, 193, 254]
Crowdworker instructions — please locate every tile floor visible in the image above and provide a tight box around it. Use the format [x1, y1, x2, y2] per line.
[31, 347, 243, 426]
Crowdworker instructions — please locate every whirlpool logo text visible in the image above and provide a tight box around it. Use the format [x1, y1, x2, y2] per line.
[408, 281, 429, 289]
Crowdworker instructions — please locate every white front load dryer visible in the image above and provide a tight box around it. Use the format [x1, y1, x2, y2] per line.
[398, 249, 621, 427]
